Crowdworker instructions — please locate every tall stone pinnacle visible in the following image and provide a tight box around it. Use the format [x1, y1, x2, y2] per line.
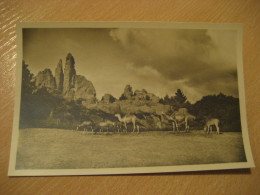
[55, 59, 64, 93]
[63, 53, 76, 93]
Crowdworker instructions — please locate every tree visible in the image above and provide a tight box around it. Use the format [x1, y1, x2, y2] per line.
[174, 89, 187, 105]
[164, 94, 171, 105]
[21, 61, 35, 95]
[190, 93, 241, 131]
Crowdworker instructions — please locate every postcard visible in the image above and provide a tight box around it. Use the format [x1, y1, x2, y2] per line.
[8, 22, 254, 176]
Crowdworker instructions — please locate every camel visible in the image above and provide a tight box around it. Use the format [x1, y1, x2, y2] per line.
[161, 109, 195, 132]
[115, 113, 137, 132]
[161, 113, 179, 132]
[173, 111, 196, 131]
[114, 121, 125, 133]
[76, 121, 94, 135]
[98, 120, 116, 133]
[204, 118, 220, 134]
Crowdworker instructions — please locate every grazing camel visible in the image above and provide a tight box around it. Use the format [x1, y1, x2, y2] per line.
[98, 120, 115, 133]
[171, 109, 196, 132]
[161, 113, 179, 132]
[161, 109, 195, 132]
[76, 121, 94, 135]
[204, 118, 220, 134]
[115, 113, 137, 132]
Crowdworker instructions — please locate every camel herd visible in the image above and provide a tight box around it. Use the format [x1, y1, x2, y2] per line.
[75, 108, 220, 135]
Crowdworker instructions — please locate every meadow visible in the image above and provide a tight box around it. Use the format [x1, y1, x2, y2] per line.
[16, 128, 246, 169]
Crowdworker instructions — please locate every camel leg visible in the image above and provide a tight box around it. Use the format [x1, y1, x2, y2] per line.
[175, 120, 179, 132]
[137, 125, 140, 133]
[132, 120, 136, 133]
[216, 124, 220, 134]
[124, 122, 127, 133]
[118, 123, 121, 133]
[185, 118, 188, 132]
[210, 126, 213, 134]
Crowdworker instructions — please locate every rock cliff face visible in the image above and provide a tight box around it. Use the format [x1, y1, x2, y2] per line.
[35, 68, 56, 92]
[55, 59, 64, 93]
[74, 75, 96, 104]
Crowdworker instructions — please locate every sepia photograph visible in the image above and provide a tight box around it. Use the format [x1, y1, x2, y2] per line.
[8, 22, 254, 176]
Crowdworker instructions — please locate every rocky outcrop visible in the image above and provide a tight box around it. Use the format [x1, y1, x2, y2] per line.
[101, 94, 116, 104]
[120, 85, 159, 103]
[55, 59, 64, 93]
[34, 53, 97, 104]
[61, 53, 96, 103]
[147, 92, 160, 103]
[134, 89, 149, 100]
[63, 53, 76, 93]
[74, 75, 96, 104]
[120, 84, 134, 100]
[35, 68, 56, 92]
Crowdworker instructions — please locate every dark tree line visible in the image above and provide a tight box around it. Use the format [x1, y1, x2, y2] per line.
[159, 88, 241, 131]
[189, 93, 241, 131]
[159, 89, 191, 110]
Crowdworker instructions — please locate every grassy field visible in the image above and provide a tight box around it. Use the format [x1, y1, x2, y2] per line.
[16, 128, 247, 169]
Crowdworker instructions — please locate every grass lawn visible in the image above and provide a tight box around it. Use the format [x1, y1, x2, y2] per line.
[16, 128, 247, 169]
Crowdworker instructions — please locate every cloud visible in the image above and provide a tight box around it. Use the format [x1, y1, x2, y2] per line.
[109, 28, 238, 101]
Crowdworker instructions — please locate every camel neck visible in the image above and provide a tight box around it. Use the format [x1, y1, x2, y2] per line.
[116, 115, 122, 121]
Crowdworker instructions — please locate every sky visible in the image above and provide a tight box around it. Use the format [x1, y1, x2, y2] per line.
[23, 27, 239, 103]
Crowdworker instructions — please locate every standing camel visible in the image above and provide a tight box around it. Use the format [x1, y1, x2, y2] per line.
[204, 118, 220, 134]
[76, 121, 94, 135]
[115, 113, 137, 132]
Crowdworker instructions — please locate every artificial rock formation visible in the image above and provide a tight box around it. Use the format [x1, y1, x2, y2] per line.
[55, 59, 64, 93]
[101, 93, 116, 104]
[74, 75, 96, 104]
[63, 53, 76, 94]
[35, 68, 56, 92]
[34, 53, 97, 104]
[134, 89, 149, 100]
[121, 84, 134, 100]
